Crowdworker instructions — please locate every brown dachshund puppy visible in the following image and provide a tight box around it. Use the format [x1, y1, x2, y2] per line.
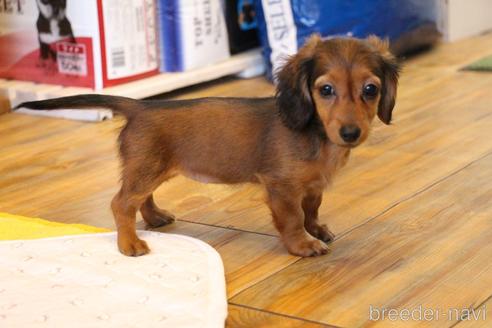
[16, 35, 400, 257]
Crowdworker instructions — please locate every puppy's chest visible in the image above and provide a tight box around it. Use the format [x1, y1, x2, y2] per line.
[318, 147, 351, 183]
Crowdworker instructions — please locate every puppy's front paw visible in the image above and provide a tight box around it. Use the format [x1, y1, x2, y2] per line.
[118, 237, 150, 257]
[306, 223, 335, 243]
[284, 235, 329, 257]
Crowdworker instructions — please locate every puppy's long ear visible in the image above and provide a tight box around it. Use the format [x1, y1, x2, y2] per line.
[366, 36, 401, 125]
[276, 34, 320, 130]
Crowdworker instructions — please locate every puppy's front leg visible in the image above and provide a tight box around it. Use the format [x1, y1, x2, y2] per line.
[266, 188, 329, 257]
[302, 193, 335, 242]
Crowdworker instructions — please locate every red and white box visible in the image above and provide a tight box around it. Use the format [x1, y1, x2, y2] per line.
[0, 0, 159, 90]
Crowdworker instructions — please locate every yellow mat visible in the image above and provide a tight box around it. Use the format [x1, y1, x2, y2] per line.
[0, 212, 109, 240]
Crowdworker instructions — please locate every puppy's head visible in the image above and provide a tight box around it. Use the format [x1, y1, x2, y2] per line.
[276, 35, 400, 147]
[36, 0, 67, 20]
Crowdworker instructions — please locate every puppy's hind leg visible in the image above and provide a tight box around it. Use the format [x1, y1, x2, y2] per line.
[140, 194, 175, 228]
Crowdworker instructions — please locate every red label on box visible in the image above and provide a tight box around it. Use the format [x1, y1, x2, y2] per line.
[56, 42, 88, 76]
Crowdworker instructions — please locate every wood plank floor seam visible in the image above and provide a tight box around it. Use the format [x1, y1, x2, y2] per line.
[450, 294, 492, 328]
[228, 302, 342, 328]
[333, 148, 492, 243]
[175, 218, 277, 238]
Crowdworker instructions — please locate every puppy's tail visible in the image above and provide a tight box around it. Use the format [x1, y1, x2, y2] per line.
[14, 94, 142, 118]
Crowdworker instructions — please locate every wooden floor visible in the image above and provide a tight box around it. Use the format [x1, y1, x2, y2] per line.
[2, 33, 492, 327]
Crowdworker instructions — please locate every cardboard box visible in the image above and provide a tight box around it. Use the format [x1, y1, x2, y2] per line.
[0, 0, 159, 89]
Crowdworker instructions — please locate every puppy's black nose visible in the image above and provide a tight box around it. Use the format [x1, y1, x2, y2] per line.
[339, 125, 361, 143]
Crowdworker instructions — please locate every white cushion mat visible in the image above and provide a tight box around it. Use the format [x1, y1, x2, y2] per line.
[0, 231, 227, 327]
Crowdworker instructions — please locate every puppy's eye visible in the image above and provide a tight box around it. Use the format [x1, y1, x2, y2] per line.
[363, 84, 379, 98]
[320, 84, 335, 97]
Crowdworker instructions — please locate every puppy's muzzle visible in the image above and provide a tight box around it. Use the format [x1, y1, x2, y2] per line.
[339, 125, 361, 143]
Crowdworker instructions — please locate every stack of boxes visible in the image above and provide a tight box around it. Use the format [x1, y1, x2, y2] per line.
[0, 0, 259, 90]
